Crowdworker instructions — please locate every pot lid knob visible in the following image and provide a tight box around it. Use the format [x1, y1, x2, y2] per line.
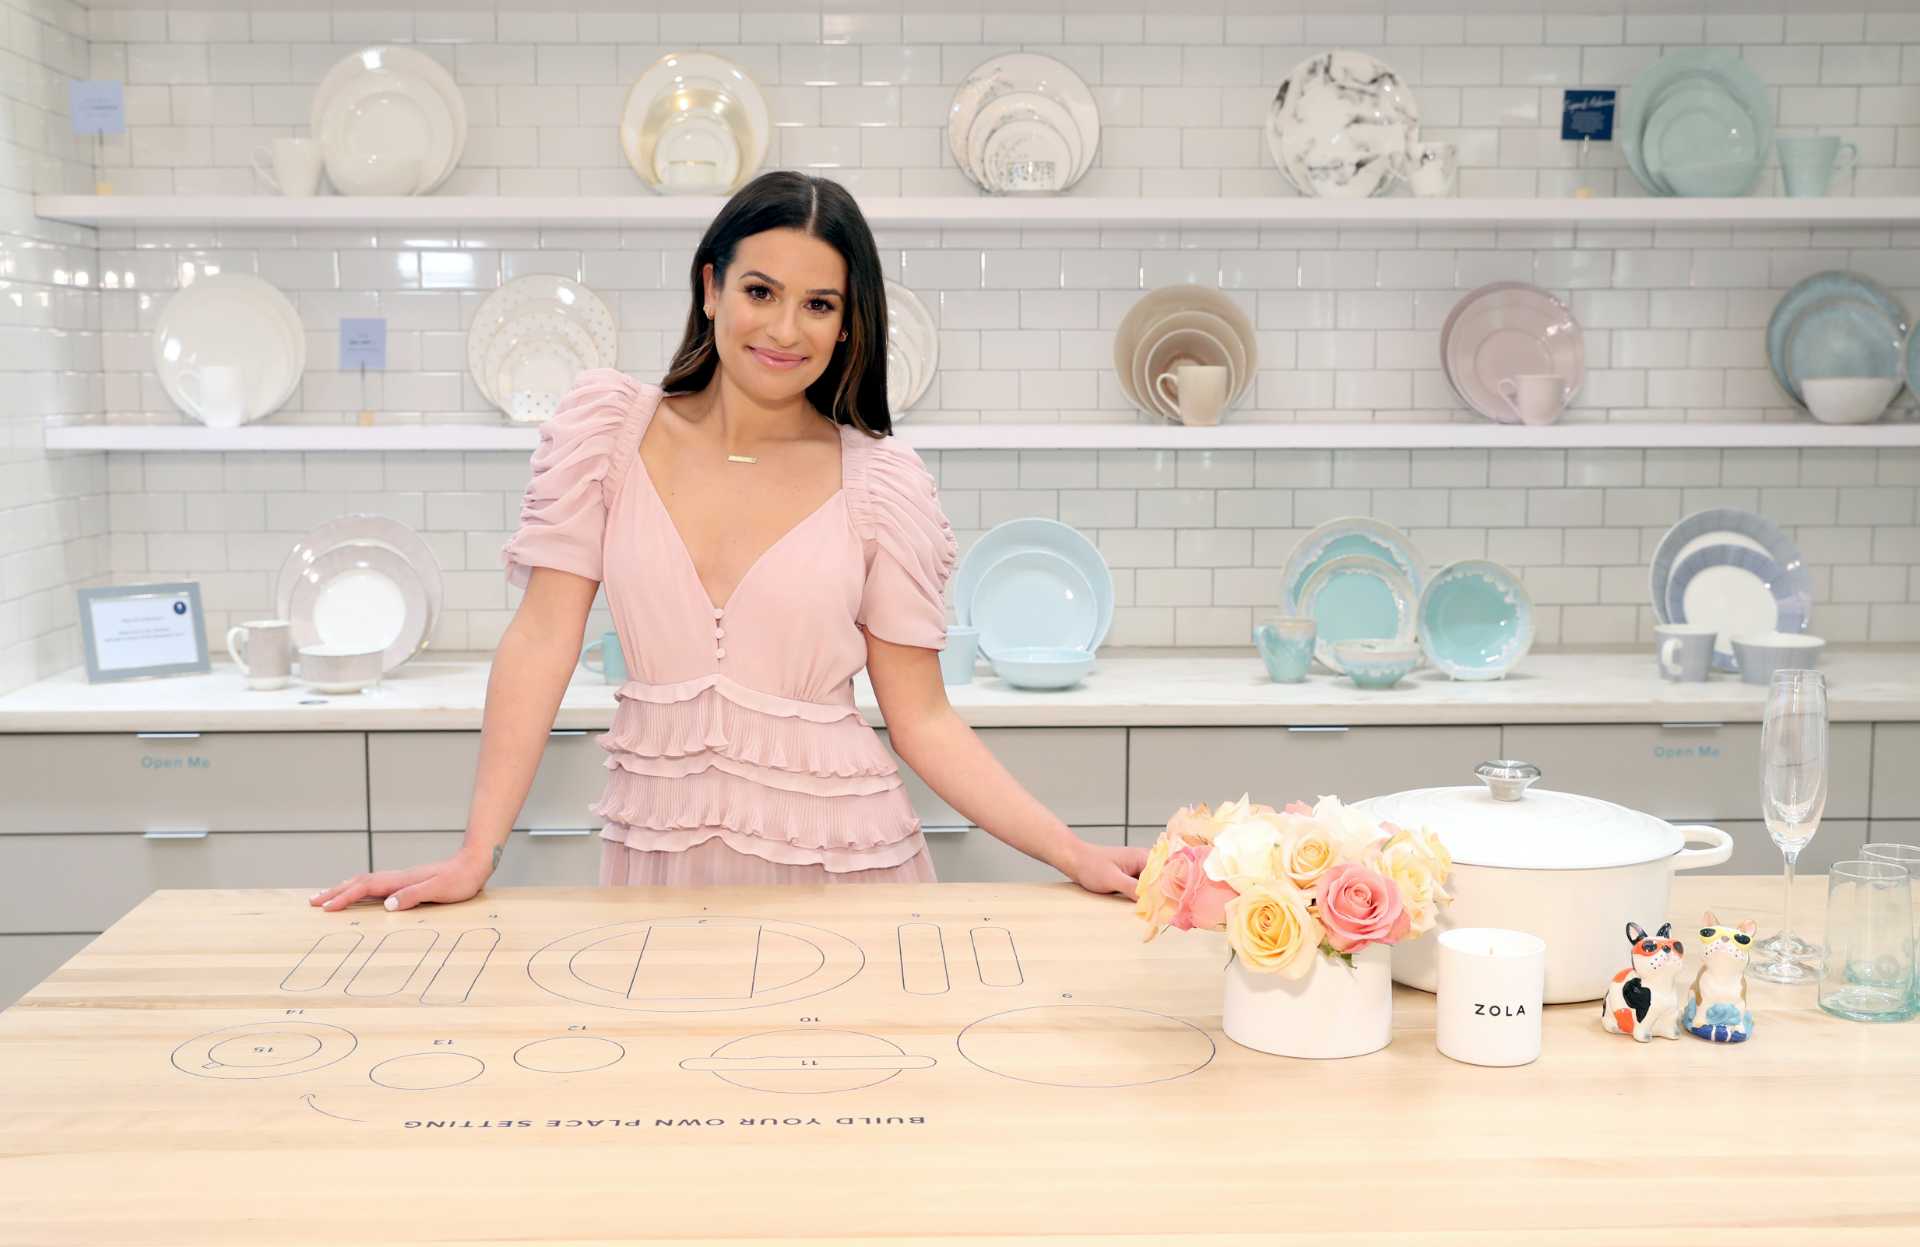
[1475, 760, 1542, 802]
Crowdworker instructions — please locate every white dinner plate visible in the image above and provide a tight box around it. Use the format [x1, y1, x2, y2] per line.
[277, 514, 445, 651]
[620, 52, 769, 195]
[971, 548, 1099, 659]
[884, 279, 937, 418]
[311, 46, 466, 194]
[152, 273, 307, 425]
[289, 542, 431, 674]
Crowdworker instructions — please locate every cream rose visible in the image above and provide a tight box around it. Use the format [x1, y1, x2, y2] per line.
[1203, 817, 1284, 885]
[1225, 881, 1323, 978]
[1134, 831, 1179, 940]
[1272, 815, 1339, 893]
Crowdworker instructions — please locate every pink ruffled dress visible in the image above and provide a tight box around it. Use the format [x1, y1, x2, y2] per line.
[499, 369, 956, 888]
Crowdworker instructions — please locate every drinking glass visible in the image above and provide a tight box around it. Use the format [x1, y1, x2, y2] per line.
[1751, 669, 1828, 984]
[1862, 842, 1920, 1009]
[1816, 860, 1916, 1023]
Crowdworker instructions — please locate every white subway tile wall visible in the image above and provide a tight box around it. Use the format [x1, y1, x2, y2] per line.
[6, 5, 1920, 694]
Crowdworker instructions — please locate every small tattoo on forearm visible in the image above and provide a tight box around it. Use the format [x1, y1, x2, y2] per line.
[490, 844, 503, 872]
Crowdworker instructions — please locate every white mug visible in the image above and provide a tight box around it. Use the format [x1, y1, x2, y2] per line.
[1154, 363, 1229, 426]
[1436, 927, 1547, 1067]
[1409, 140, 1458, 197]
[252, 137, 322, 197]
[179, 364, 247, 427]
[1496, 373, 1566, 426]
[226, 619, 293, 690]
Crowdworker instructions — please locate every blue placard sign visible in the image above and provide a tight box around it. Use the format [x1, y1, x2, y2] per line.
[69, 80, 125, 136]
[1561, 89, 1616, 142]
[339, 318, 388, 370]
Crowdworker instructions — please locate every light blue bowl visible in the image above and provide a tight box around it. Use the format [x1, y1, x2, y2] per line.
[1418, 560, 1534, 681]
[991, 646, 1094, 690]
[1333, 640, 1420, 690]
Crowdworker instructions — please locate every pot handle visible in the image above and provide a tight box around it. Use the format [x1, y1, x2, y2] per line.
[1672, 824, 1734, 871]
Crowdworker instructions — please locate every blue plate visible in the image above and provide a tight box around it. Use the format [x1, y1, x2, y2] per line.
[1666, 543, 1812, 671]
[1650, 508, 1810, 673]
[970, 548, 1098, 659]
[1281, 517, 1427, 615]
[1767, 271, 1908, 405]
[1782, 296, 1906, 403]
[1297, 554, 1417, 674]
[1620, 50, 1772, 197]
[954, 518, 1113, 655]
[1417, 560, 1534, 681]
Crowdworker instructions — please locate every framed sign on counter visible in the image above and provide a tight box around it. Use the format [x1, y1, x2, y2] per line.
[76, 581, 211, 683]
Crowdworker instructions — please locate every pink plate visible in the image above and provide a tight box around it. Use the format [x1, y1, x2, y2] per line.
[1440, 282, 1585, 424]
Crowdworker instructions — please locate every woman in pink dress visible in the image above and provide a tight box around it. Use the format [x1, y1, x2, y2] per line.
[310, 172, 1147, 914]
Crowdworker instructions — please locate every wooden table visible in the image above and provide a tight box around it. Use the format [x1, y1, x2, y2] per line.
[1, 875, 1915, 1244]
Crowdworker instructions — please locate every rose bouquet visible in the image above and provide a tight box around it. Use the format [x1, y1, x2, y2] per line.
[1135, 793, 1453, 977]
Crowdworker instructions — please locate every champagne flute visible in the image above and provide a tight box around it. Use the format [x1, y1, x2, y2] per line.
[1751, 668, 1828, 984]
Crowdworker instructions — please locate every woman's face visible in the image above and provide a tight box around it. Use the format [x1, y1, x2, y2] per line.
[702, 227, 849, 404]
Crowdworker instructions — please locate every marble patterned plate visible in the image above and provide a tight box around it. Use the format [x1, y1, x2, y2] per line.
[885, 279, 937, 417]
[1281, 517, 1428, 616]
[1417, 560, 1534, 681]
[1265, 50, 1421, 199]
[1297, 554, 1419, 674]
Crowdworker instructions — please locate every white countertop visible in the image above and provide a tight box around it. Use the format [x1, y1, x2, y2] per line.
[2, 649, 1915, 731]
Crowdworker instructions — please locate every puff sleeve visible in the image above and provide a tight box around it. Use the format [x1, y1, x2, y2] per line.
[499, 369, 646, 589]
[849, 435, 959, 650]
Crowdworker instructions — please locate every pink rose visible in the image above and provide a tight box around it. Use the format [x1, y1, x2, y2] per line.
[1161, 843, 1237, 932]
[1283, 801, 1314, 816]
[1314, 863, 1411, 953]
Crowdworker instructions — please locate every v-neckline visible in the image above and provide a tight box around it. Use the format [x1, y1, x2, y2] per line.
[630, 409, 849, 615]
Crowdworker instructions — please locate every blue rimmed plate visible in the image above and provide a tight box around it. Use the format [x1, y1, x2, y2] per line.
[970, 548, 1098, 660]
[1650, 508, 1810, 673]
[954, 517, 1113, 656]
[1666, 543, 1812, 672]
[1767, 271, 1909, 406]
[1417, 560, 1535, 681]
[1281, 517, 1427, 615]
[1297, 554, 1418, 675]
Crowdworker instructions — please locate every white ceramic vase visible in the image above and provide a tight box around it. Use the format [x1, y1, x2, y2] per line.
[1221, 944, 1392, 1059]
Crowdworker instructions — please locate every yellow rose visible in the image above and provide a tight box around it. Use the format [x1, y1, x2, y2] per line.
[1272, 815, 1339, 892]
[1134, 831, 1179, 940]
[1225, 880, 1323, 979]
[1166, 802, 1219, 846]
[1378, 824, 1453, 939]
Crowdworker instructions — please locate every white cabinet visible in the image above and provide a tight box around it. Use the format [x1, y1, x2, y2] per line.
[1129, 726, 1501, 815]
[372, 829, 604, 886]
[1506, 723, 1873, 822]
[0, 934, 97, 1011]
[1872, 725, 1920, 819]
[367, 730, 608, 831]
[0, 732, 367, 832]
[0, 831, 370, 933]
[925, 825, 1124, 884]
[877, 727, 1127, 829]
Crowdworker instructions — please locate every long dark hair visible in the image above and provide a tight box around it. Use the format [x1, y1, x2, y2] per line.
[659, 172, 892, 437]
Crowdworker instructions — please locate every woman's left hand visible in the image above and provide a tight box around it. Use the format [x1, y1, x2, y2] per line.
[1064, 840, 1150, 900]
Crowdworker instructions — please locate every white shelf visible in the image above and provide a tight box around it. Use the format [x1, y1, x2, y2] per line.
[35, 194, 1920, 232]
[44, 420, 1920, 453]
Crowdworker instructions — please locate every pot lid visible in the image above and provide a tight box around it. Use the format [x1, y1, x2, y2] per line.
[1354, 760, 1684, 871]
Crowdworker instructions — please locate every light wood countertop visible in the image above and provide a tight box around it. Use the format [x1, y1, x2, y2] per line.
[0, 874, 1915, 1244]
[2, 649, 1917, 731]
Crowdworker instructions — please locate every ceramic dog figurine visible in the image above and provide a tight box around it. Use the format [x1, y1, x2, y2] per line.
[1600, 921, 1685, 1042]
[1682, 911, 1756, 1043]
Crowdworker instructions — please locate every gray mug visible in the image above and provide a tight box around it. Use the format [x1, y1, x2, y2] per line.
[1655, 624, 1715, 682]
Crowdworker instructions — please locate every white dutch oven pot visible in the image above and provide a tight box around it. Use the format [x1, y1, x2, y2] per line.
[1354, 760, 1734, 1004]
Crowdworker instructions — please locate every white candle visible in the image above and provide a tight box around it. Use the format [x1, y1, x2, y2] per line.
[1435, 927, 1547, 1067]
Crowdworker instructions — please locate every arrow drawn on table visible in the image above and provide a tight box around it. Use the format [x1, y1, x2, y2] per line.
[301, 1093, 368, 1124]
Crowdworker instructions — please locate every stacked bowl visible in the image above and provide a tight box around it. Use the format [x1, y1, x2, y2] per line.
[1113, 286, 1258, 424]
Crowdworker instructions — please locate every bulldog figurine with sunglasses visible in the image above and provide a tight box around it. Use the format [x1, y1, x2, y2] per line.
[1682, 911, 1757, 1043]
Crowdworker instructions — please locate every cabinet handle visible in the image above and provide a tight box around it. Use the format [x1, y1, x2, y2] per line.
[526, 827, 593, 838]
[1660, 722, 1725, 730]
[1286, 726, 1350, 733]
[136, 731, 201, 740]
[548, 729, 588, 737]
[143, 829, 209, 840]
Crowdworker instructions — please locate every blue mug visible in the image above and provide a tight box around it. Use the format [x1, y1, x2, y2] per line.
[1254, 616, 1317, 683]
[581, 630, 626, 684]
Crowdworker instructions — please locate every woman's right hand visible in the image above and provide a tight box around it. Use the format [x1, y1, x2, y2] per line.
[308, 851, 495, 913]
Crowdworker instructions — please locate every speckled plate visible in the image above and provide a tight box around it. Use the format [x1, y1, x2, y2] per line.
[466, 275, 618, 419]
[1265, 50, 1420, 199]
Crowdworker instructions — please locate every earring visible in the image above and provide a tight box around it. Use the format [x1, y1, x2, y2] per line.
[838, 332, 847, 342]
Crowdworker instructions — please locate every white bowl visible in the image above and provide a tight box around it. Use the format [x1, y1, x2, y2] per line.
[990, 645, 1094, 690]
[1801, 376, 1899, 425]
[299, 643, 384, 693]
[1730, 631, 1825, 686]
